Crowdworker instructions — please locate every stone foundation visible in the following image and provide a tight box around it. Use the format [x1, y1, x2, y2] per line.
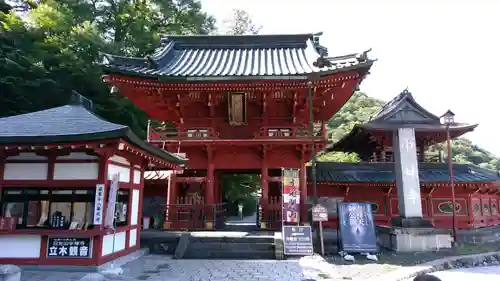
[377, 226, 453, 252]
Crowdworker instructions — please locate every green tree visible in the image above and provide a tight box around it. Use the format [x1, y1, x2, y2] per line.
[0, 0, 215, 137]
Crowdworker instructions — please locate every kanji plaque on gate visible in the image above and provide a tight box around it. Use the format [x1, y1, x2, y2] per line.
[47, 237, 92, 258]
[312, 204, 329, 222]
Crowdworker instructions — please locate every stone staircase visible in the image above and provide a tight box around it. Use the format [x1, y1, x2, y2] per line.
[183, 233, 276, 259]
[141, 230, 277, 260]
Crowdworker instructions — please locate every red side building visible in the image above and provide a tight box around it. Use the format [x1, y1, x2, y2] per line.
[314, 90, 500, 229]
[0, 94, 186, 267]
[100, 33, 375, 229]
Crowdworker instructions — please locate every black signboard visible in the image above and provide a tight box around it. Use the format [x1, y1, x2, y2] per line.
[282, 225, 314, 256]
[337, 202, 378, 253]
[47, 237, 92, 258]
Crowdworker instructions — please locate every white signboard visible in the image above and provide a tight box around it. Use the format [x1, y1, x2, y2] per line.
[104, 173, 120, 229]
[93, 184, 105, 225]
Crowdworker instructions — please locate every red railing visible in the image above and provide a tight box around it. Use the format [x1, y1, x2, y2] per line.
[254, 124, 327, 139]
[165, 203, 227, 230]
[262, 196, 282, 229]
[148, 127, 219, 143]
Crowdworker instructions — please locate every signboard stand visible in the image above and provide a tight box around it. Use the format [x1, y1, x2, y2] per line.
[282, 225, 314, 256]
[312, 204, 328, 256]
[337, 202, 378, 257]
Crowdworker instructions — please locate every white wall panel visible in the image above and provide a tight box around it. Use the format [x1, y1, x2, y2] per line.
[101, 231, 126, 256]
[129, 229, 137, 247]
[4, 163, 48, 180]
[133, 170, 141, 184]
[0, 235, 41, 258]
[54, 163, 99, 180]
[131, 189, 140, 226]
[107, 164, 130, 183]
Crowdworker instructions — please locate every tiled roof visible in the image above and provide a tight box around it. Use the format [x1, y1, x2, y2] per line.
[0, 105, 127, 138]
[309, 162, 500, 183]
[99, 33, 374, 79]
[327, 89, 478, 154]
[0, 101, 186, 165]
[368, 89, 439, 124]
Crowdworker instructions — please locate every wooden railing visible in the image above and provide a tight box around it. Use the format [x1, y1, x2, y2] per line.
[148, 127, 219, 143]
[254, 124, 327, 139]
[165, 202, 227, 230]
[263, 196, 282, 229]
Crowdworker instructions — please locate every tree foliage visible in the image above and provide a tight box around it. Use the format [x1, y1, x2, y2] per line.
[0, 0, 215, 137]
[319, 92, 500, 170]
[222, 9, 261, 35]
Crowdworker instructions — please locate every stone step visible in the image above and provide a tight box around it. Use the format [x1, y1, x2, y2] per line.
[189, 236, 274, 244]
[183, 239, 276, 259]
[188, 241, 274, 251]
[183, 248, 275, 259]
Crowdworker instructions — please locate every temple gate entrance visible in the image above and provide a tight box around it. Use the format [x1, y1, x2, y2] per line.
[100, 33, 374, 230]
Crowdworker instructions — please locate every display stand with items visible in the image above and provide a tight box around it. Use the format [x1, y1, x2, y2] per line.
[0, 93, 186, 268]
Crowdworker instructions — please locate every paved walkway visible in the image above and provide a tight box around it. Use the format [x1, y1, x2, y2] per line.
[431, 265, 500, 281]
[21, 255, 334, 281]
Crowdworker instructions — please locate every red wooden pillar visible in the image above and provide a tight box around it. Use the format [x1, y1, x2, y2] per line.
[205, 164, 215, 229]
[260, 146, 269, 229]
[167, 173, 178, 229]
[205, 146, 215, 229]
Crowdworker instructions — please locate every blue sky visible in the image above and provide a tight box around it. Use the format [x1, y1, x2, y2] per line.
[200, 0, 500, 155]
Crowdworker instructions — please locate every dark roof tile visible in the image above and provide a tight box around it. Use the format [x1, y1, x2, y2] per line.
[309, 162, 500, 183]
[0, 104, 186, 165]
[99, 33, 374, 79]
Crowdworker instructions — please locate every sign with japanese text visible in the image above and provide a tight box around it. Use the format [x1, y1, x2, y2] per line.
[47, 237, 92, 258]
[93, 184, 105, 225]
[282, 225, 313, 256]
[104, 173, 120, 229]
[394, 128, 423, 217]
[282, 168, 300, 223]
[338, 202, 378, 253]
[312, 204, 329, 222]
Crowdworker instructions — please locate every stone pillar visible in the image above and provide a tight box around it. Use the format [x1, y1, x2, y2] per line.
[0, 265, 21, 281]
[391, 128, 432, 228]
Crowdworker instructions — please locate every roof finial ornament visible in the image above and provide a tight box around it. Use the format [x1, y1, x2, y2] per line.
[145, 55, 157, 68]
[70, 90, 94, 110]
[356, 48, 372, 62]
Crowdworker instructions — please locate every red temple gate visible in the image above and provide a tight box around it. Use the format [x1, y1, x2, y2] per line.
[100, 33, 374, 229]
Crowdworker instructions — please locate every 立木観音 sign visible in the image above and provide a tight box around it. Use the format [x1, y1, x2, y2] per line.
[338, 202, 378, 253]
[47, 237, 92, 258]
